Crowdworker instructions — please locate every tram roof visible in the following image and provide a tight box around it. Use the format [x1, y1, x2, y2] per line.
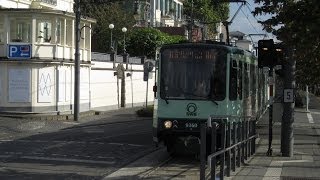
[161, 42, 253, 55]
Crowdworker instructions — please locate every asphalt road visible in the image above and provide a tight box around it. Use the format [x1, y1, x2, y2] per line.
[0, 115, 156, 180]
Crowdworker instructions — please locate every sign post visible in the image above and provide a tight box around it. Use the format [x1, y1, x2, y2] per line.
[143, 61, 154, 107]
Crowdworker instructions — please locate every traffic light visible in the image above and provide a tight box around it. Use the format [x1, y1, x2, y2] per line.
[274, 43, 284, 65]
[258, 39, 274, 68]
[274, 43, 285, 77]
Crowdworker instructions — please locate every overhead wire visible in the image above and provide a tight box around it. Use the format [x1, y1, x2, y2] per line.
[240, 8, 260, 34]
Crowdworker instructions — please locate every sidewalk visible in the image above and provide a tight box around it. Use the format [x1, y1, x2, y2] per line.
[0, 107, 148, 140]
[229, 108, 320, 180]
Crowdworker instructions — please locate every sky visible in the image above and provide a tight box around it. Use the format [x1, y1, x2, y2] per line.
[228, 0, 276, 43]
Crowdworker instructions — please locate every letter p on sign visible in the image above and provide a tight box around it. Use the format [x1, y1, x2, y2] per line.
[10, 46, 18, 57]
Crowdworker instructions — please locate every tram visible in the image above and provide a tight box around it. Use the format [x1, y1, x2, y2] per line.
[152, 42, 269, 153]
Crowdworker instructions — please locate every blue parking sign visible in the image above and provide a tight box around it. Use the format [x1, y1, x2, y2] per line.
[7, 44, 32, 59]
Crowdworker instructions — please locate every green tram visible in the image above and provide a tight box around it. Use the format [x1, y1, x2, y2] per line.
[152, 42, 269, 153]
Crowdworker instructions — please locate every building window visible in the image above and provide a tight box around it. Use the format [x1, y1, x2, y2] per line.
[56, 18, 65, 45]
[37, 20, 52, 43]
[0, 23, 3, 43]
[56, 19, 61, 44]
[10, 19, 31, 43]
[85, 24, 90, 49]
[66, 19, 73, 46]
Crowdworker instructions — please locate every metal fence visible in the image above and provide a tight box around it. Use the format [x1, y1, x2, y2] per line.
[200, 116, 257, 180]
[91, 52, 152, 64]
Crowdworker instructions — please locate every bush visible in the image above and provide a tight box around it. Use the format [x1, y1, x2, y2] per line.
[136, 105, 154, 117]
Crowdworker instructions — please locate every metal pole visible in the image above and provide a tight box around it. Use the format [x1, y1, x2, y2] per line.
[267, 67, 273, 156]
[200, 123, 206, 180]
[117, 78, 120, 108]
[131, 64, 133, 107]
[121, 72, 125, 107]
[211, 123, 217, 180]
[281, 48, 295, 157]
[74, 0, 81, 121]
[188, 0, 194, 42]
[146, 78, 148, 107]
[306, 85, 309, 112]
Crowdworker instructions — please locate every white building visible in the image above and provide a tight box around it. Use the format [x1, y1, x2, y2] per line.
[0, 0, 156, 114]
[135, 0, 184, 27]
[0, 0, 95, 113]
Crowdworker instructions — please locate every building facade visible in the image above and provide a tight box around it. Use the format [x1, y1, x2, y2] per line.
[0, 0, 95, 113]
[0, 0, 158, 114]
[133, 0, 184, 27]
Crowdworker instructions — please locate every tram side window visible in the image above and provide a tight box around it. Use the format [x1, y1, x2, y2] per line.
[238, 61, 243, 100]
[229, 60, 238, 100]
[244, 63, 249, 98]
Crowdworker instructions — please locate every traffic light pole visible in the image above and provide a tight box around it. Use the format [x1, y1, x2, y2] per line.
[267, 67, 273, 156]
[281, 48, 295, 157]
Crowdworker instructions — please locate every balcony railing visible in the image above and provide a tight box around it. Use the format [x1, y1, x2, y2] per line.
[32, 0, 57, 6]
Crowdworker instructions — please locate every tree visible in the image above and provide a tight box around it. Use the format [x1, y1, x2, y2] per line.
[253, 0, 320, 86]
[80, 1, 136, 53]
[183, 0, 229, 37]
[126, 28, 186, 58]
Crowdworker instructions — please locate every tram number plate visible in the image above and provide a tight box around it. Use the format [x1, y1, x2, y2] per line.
[185, 122, 198, 128]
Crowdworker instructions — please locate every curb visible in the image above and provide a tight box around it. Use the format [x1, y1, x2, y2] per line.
[0, 110, 96, 121]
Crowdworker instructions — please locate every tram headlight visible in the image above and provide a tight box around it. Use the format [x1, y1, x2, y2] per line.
[164, 120, 172, 129]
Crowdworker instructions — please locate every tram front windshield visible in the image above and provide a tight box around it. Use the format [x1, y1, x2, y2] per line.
[160, 46, 227, 101]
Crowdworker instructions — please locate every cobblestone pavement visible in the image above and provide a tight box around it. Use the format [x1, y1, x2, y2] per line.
[0, 107, 156, 180]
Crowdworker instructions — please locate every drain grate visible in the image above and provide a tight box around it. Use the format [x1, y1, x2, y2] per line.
[282, 177, 320, 180]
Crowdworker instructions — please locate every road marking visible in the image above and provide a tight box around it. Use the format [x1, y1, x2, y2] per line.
[21, 156, 116, 165]
[307, 113, 314, 123]
[0, 151, 115, 160]
[0, 155, 12, 158]
[311, 111, 320, 115]
[63, 121, 80, 125]
[0, 139, 145, 147]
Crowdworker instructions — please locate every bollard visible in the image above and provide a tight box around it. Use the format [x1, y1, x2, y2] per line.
[226, 122, 231, 177]
[200, 123, 206, 180]
[237, 122, 241, 167]
[232, 122, 236, 171]
[245, 120, 249, 160]
[247, 120, 251, 158]
[241, 121, 245, 164]
[220, 123, 226, 180]
[210, 123, 217, 180]
[252, 120, 256, 154]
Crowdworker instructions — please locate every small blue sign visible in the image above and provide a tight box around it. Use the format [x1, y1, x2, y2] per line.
[7, 44, 32, 59]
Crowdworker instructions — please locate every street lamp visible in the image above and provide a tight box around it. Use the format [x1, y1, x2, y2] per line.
[109, 23, 114, 51]
[122, 27, 128, 70]
[109, 24, 115, 68]
[122, 27, 127, 53]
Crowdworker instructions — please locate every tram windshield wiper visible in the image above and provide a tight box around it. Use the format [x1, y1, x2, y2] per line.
[209, 98, 219, 105]
[160, 78, 169, 104]
[164, 95, 169, 104]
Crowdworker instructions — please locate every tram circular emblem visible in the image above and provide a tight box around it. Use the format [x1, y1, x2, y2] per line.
[186, 103, 197, 116]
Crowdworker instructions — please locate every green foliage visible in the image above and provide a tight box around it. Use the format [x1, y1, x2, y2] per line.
[183, 0, 229, 36]
[80, 1, 136, 53]
[79, 1, 185, 57]
[253, 0, 320, 86]
[126, 28, 186, 58]
[136, 105, 154, 117]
